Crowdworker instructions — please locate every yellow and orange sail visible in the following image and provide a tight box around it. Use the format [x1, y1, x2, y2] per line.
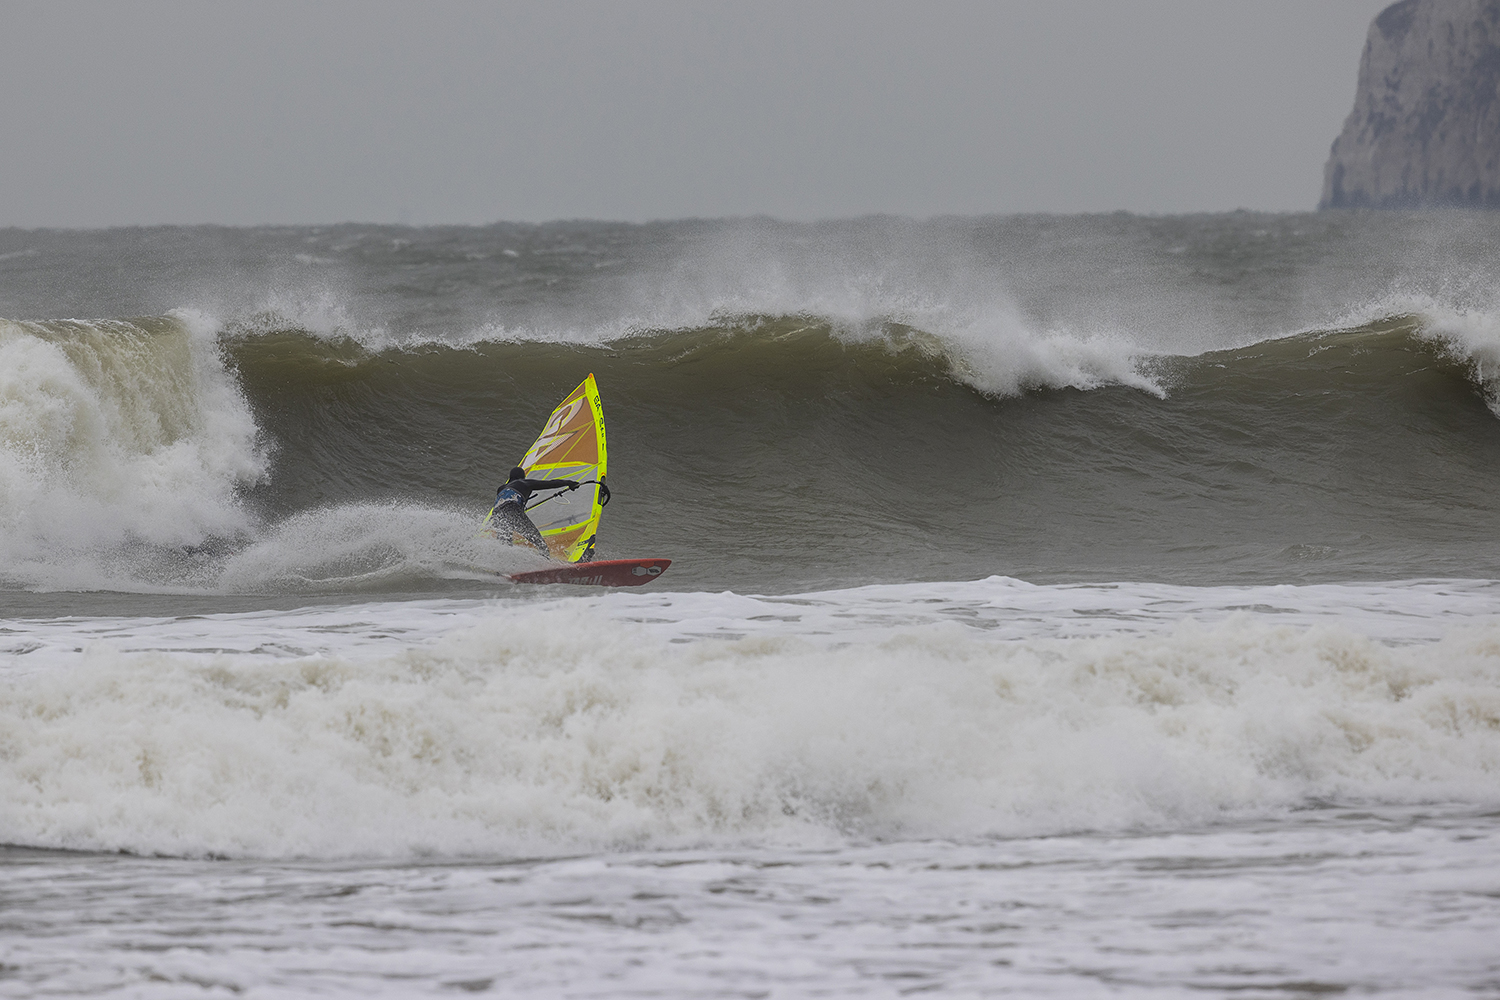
[480, 374, 608, 562]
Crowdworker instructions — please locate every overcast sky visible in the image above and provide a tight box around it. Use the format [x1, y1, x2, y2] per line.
[0, 0, 1390, 227]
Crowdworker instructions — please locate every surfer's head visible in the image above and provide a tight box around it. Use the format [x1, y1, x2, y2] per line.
[508, 466, 527, 482]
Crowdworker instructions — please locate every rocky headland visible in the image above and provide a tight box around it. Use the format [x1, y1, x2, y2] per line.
[1321, 0, 1500, 208]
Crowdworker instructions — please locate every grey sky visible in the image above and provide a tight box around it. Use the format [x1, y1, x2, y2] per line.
[0, 0, 1389, 226]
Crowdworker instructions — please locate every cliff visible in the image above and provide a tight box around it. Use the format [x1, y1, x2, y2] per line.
[1321, 0, 1500, 209]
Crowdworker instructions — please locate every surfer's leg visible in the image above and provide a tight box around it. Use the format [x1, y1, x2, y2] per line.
[494, 504, 551, 556]
[517, 519, 550, 556]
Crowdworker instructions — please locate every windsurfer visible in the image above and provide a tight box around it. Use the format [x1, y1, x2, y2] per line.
[491, 466, 579, 556]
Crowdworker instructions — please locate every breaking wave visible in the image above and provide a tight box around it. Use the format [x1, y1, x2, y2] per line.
[2, 601, 1497, 859]
[2, 301, 1499, 594]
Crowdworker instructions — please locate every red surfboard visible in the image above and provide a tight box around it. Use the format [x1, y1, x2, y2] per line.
[507, 558, 671, 587]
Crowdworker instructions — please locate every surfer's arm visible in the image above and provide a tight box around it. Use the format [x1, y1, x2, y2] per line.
[520, 478, 579, 491]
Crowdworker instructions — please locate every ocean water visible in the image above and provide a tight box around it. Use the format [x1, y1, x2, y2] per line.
[2, 213, 1499, 997]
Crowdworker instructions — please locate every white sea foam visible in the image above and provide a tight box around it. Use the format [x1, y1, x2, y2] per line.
[3, 579, 1497, 860]
[6, 810, 1499, 998]
[0, 313, 266, 589]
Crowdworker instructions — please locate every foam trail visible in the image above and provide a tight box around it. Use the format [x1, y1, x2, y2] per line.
[212, 502, 551, 593]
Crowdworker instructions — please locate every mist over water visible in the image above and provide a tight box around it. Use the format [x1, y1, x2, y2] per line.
[3, 213, 1500, 997]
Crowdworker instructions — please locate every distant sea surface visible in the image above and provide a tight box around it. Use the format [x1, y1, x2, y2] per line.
[2, 214, 1498, 997]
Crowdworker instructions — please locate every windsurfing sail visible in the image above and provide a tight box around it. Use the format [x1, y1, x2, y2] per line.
[480, 374, 608, 562]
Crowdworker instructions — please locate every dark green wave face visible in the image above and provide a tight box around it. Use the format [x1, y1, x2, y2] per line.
[3, 213, 1500, 600]
[217, 313, 1500, 592]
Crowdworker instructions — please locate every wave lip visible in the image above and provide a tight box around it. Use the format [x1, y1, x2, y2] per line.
[1410, 305, 1500, 417]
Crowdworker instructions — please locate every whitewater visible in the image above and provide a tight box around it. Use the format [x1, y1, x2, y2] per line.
[2, 212, 1499, 997]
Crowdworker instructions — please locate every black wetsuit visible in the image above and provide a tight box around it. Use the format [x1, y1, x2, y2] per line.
[491, 477, 576, 555]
